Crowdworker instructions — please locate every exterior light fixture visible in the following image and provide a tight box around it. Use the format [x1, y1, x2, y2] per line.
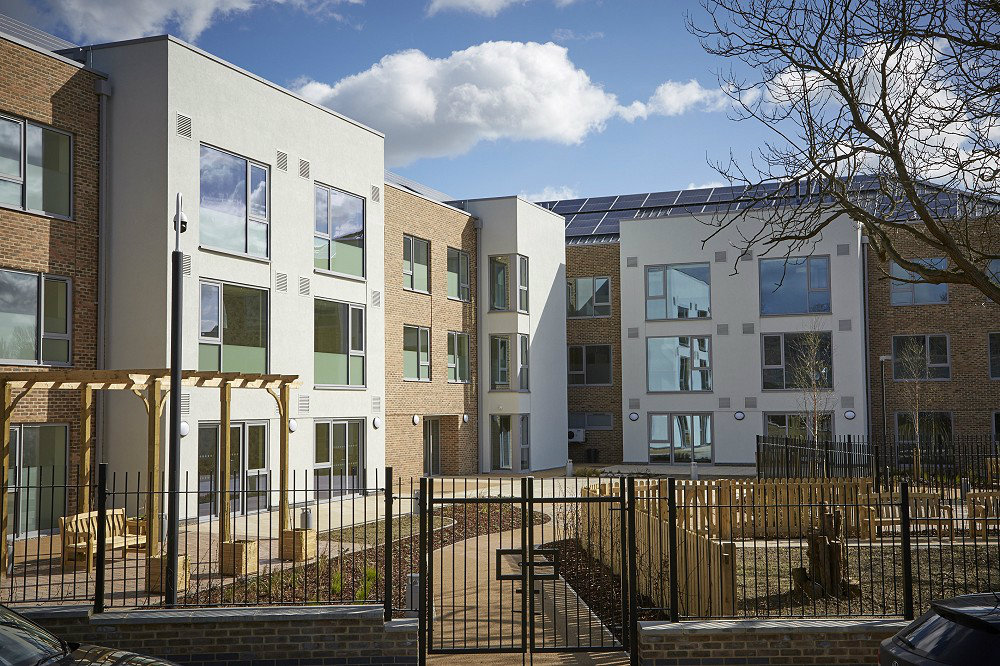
[628, 412, 640, 422]
[845, 410, 857, 420]
[463, 414, 469, 423]
[412, 415, 420, 425]
[179, 421, 190, 438]
[288, 419, 298, 433]
[373, 417, 382, 429]
[734, 411, 746, 421]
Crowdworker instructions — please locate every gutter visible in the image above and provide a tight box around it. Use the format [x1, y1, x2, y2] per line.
[93, 54, 112, 465]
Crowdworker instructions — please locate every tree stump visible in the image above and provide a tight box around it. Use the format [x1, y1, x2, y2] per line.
[793, 503, 861, 599]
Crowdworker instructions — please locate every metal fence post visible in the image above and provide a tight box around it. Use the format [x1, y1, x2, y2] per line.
[618, 478, 629, 646]
[417, 477, 427, 666]
[900, 481, 914, 620]
[626, 477, 639, 666]
[383, 467, 393, 622]
[667, 477, 679, 623]
[93, 462, 108, 614]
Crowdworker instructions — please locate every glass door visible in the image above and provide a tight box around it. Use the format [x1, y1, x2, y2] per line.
[315, 420, 364, 497]
[7, 424, 67, 536]
[197, 422, 269, 517]
[491, 415, 512, 471]
[424, 418, 441, 476]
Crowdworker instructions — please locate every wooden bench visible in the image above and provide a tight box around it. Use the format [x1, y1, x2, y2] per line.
[59, 509, 147, 568]
[859, 492, 954, 541]
[967, 491, 1000, 538]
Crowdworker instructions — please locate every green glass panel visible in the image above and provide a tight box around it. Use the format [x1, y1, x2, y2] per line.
[25, 125, 70, 217]
[315, 352, 348, 385]
[0, 118, 21, 179]
[413, 239, 429, 292]
[222, 345, 266, 373]
[43, 278, 67, 334]
[403, 326, 419, 380]
[248, 220, 268, 258]
[199, 343, 220, 371]
[314, 237, 330, 270]
[315, 299, 349, 384]
[331, 239, 364, 277]
[0, 180, 20, 208]
[221, 284, 267, 372]
[447, 250, 459, 298]
[349, 355, 365, 386]
[41, 338, 69, 364]
[315, 422, 330, 463]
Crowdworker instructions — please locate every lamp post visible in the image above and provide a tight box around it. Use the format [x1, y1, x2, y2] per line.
[165, 193, 187, 605]
[878, 354, 892, 491]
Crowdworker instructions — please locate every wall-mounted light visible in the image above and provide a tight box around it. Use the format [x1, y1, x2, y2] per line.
[463, 414, 469, 423]
[628, 412, 640, 422]
[412, 415, 420, 426]
[373, 417, 382, 429]
[844, 410, 856, 420]
[733, 411, 746, 421]
[179, 421, 190, 438]
[288, 419, 298, 433]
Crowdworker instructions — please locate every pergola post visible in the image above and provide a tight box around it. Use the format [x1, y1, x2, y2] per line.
[219, 383, 232, 543]
[146, 379, 163, 553]
[278, 382, 290, 533]
[1, 382, 11, 576]
[79, 386, 93, 512]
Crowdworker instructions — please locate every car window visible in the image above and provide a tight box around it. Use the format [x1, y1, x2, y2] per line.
[0, 606, 64, 666]
[901, 611, 999, 662]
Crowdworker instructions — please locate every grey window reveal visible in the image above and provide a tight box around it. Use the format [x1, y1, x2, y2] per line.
[759, 256, 831, 315]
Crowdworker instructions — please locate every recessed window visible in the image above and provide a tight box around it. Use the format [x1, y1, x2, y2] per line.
[517, 255, 529, 312]
[568, 344, 612, 386]
[646, 336, 712, 392]
[0, 115, 71, 218]
[646, 264, 710, 320]
[489, 254, 528, 311]
[403, 235, 430, 293]
[199, 281, 268, 373]
[765, 412, 833, 440]
[567, 277, 611, 318]
[761, 331, 833, 390]
[890, 258, 948, 305]
[895, 411, 952, 444]
[490, 334, 510, 389]
[0, 269, 71, 366]
[518, 333, 529, 391]
[989, 332, 1000, 379]
[648, 413, 712, 464]
[403, 325, 431, 381]
[448, 331, 470, 383]
[569, 412, 614, 431]
[314, 299, 365, 387]
[199, 145, 269, 258]
[759, 256, 831, 315]
[447, 248, 470, 301]
[491, 414, 512, 470]
[892, 334, 950, 380]
[314, 183, 365, 277]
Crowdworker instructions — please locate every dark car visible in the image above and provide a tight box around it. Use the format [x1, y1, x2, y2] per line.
[0, 604, 178, 666]
[880, 593, 1000, 665]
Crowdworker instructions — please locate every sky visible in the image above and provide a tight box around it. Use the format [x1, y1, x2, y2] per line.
[3, 0, 774, 201]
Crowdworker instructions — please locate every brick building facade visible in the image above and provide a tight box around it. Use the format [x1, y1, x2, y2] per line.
[383, 184, 479, 481]
[565, 240, 623, 465]
[866, 231, 1000, 441]
[0, 35, 102, 520]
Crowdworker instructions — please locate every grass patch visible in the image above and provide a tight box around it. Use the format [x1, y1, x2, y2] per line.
[321, 514, 449, 544]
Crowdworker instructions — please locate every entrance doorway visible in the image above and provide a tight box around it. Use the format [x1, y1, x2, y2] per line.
[423, 417, 441, 476]
[197, 421, 269, 517]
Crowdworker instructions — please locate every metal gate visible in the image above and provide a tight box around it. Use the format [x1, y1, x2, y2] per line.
[417, 476, 638, 662]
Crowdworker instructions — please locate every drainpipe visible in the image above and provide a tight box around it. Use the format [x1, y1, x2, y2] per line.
[861, 236, 872, 441]
[473, 215, 484, 473]
[93, 64, 112, 465]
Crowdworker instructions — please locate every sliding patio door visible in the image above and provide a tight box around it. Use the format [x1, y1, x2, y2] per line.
[6, 424, 67, 536]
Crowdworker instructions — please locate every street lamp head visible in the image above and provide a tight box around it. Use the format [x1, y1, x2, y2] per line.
[879, 355, 892, 362]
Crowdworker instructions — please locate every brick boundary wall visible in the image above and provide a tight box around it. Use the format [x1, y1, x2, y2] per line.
[23, 605, 417, 666]
[639, 618, 907, 665]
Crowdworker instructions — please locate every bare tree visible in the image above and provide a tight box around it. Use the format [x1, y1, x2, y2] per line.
[894, 337, 931, 477]
[688, 0, 1000, 304]
[788, 326, 837, 475]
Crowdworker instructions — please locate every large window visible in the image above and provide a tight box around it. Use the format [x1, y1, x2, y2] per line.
[518, 333, 529, 390]
[314, 420, 364, 499]
[759, 256, 831, 315]
[314, 184, 365, 277]
[895, 411, 953, 444]
[646, 264, 711, 320]
[0, 116, 71, 218]
[314, 299, 365, 386]
[761, 331, 833, 390]
[765, 413, 833, 441]
[569, 412, 614, 431]
[567, 276, 611, 318]
[491, 415, 512, 470]
[646, 336, 712, 392]
[447, 248, 470, 301]
[403, 235, 430, 292]
[989, 332, 1000, 379]
[403, 325, 431, 381]
[892, 334, 950, 380]
[6, 423, 67, 534]
[890, 258, 948, 305]
[199, 281, 268, 373]
[0, 269, 70, 366]
[648, 413, 712, 464]
[448, 332, 470, 383]
[199, 145, 268, 258]
[489, 254, 527, 311]
[568, 344, 612, 386]
[490, 335, 510, 389]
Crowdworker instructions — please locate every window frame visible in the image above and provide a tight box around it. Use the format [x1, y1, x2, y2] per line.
[645, 263, 712, 321]
[894, 410, 954, 443]
[312, 418, 366, 500]
[519, 414, 530, 471]
[0, 268, 72, 367]
[313, 297, 366, 389]
[645, 335, 713, 393]
[488, 255, 510, 311]
[6, 422, 70, 536]
[447, 247, 471, 302]
[760, 331, 835, 391]
[758, 255, 832, 316]
[0, 114, 74, 221]
[313, 182, 366, 280]
[490, 414, 512, 471]
[518, 333, 529, 391]
[889, 258, 949, 306]
[403, 325, 431, 382]
[567, 276, 612, 319]
[569, 412, 614, 431]
[198, 143, 270, 259]
[763, 412, 834, 440]
[403, 234, 431, 294]
[490, 334, 510, 390]
[567, 344, 614, 387]
[891, 334, 951, 381]
[989, 332, 1000, 380]
[447, 331, 470, 384]
[647, 412, 714, 464]
[517, 255, 529, 313]
[198, 279, 270, 374]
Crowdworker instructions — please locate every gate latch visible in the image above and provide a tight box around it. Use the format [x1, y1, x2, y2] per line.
[495, 547, 560, 581]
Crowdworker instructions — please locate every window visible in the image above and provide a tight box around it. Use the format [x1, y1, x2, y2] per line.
[989, 259, 1000, 285]
[489, 256, 509, 310]
[314, 184, 365, 277]
[0, 270, 70, 366]
[895, 411, 953, 444]
[890, 258, 948, 305]
[569, 412, 614, 431]
[199, 145, 268, 257]
[199, 281, 267, 373]
[892, 335, 950, 380]
[648, 413, 712, 464]
[646, 336, 712, 392]
[761, 332, 833, 390]
[994, 412, 999, 442]
[765, 413, 833, 441]
[759, 256, 831, 315]
[490, 335, 510, 389]
[6, 423, 68, 534]
[567, 277, 611, 318]
[491, 415, 512, 470]
[518, 334, 529, 390]
[517, 255, 529, 312]
[314, 299, 365, 386]
[403, 325, 431, 381]
[989, 333, 1000, 379]
[568, 344, 612, 386]
[0, 116, 71, 218]
[314, 420, 364, 499]
[519, 415, 530, 470]
[447, 332, 470, 383]
[646, 264, 711, 320]
[447, 248, 470, 301]
[403, 235, 430, 292]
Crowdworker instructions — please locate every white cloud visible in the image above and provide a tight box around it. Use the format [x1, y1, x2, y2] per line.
[427, 0, 579, 17]
[521, 185, 579, 201]
[623, 80, 730, 121]
[20, 0, 362, 44]
[551, 28, 603, 42]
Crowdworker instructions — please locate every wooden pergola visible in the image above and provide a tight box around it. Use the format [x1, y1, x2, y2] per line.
[0, 369, 299, 572]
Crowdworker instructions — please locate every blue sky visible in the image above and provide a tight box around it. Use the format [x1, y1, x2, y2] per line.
[8, 0, 772, 200]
